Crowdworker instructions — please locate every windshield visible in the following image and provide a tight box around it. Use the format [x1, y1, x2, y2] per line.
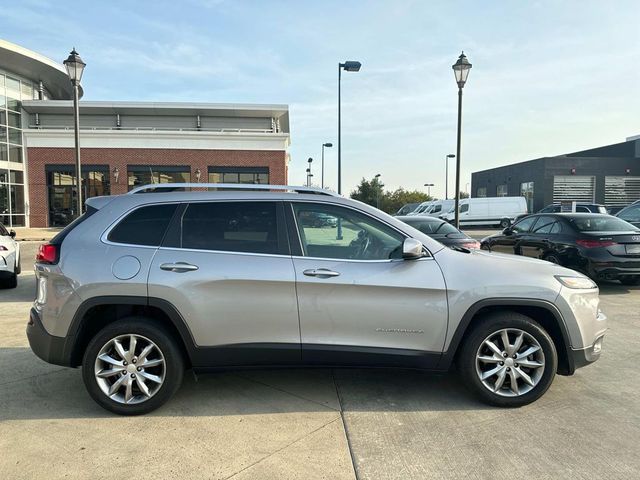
[569, 216, 639, 232]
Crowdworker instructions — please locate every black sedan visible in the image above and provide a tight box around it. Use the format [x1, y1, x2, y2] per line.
[397, 216, 480, 249]
[481, 213, 640, 285]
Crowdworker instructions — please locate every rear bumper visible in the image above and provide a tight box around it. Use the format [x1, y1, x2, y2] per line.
[26, 308, 74, 367]
[589, 263, 640, 279]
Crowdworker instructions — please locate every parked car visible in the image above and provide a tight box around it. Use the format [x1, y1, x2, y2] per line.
[28, 183, 607, 415]
[0, 222, 20, 288]
[397, 215, 480, 249]
[395, 203, 421, 216]
[407, 200, 434, 215]
[480, 213, 640, 285]
[440, 197, 528, 228]
[616, 203, 640, 228]
[515, 203, 608, 222]
[421, 199, 454, 217]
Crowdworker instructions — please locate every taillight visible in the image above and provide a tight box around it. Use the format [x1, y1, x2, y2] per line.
[461, 241, 481, 249]
[36, 243, 59, 264]
[576, 239, 617, 248]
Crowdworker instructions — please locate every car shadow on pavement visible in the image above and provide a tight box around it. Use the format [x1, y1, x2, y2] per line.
[0, 348, 492, 420]
[597, 280, 639, 296]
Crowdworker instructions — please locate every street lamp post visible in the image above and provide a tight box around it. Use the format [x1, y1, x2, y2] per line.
[63, 48, 86, 218]
[445, 154, 455, 199]
[307, 157, 313, 186]
[452, 51, 472, 228]
[424, 183, 434, 197]
[321, 142, 333, 188]
[374, 173, 381, 209]
[338, 60, 361, 195]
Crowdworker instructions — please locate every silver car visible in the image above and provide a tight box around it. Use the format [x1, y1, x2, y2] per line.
[27, 184, 608, 415]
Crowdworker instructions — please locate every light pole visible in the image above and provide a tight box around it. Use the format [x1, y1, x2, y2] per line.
[452, 51, 472, 228]
[424, 183, 434, 197]
[321, 142, 332, 188]
[307, 157, 313, 186]
[445, 154, 455, 199]
[374, 173, 381, 209]
[63, 48, 86, 217]
[338, 60, 361, 195]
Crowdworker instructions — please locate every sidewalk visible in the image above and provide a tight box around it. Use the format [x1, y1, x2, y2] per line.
[13, 227, 62, 242]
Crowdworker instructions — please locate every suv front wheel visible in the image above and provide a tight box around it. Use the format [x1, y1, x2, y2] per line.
[82, 317, 185, 415]
[458, 312, 557, 407]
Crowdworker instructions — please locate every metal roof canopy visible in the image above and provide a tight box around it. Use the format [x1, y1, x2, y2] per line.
[21, 100, 290, 130]
[0, 39, 76, 100]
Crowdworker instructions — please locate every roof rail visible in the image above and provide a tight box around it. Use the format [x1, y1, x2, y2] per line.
[127, 183, 340, 197]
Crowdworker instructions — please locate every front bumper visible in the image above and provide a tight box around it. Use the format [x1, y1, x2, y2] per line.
[570, 335, 605, 370]
[26, 308, 74, 367]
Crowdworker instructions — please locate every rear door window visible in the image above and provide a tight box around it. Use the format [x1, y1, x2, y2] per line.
[180, 201, 283, 255]
[511, 216, 538, 233]
[108, 204, 178, 246]
[531, 216, 558, 235]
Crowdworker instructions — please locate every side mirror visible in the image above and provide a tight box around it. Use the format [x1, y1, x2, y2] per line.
[503, 227, 513, 235]
[402, 238, 425, 259]
[9, 230, 16, 238]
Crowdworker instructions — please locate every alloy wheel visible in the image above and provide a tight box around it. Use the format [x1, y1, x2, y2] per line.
[94, 334, 166, 404]
[475, 328, 545, 397]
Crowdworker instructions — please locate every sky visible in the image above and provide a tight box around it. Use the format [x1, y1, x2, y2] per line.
[2, 0, 639, 198]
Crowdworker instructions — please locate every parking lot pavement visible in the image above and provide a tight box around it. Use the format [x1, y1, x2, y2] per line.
[1, 241, 639, 479]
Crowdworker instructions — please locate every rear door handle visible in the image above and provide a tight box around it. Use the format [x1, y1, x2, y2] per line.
[160, 262, 199, 273]
[303, 268, 340, 278]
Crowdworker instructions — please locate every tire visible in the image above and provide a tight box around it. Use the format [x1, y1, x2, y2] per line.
[543, 253, 561, 265]
[5, 273, 18, 289]
[499, 218, 511, 229]
[15, 257, 21, 275]
[82, 317, 185, 415]
[458, 311, 557, 407]
[620, 276, 640, 286]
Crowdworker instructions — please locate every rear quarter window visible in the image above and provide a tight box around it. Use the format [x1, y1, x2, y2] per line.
[108, 204, 178, 246]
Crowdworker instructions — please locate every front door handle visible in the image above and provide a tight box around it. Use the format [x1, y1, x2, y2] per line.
[160, 262, 199, 273]
[303, 268, 340, 278]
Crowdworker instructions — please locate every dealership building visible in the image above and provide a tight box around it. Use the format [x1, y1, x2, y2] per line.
[0, 39, 291, 227]
[471, 137, 640, 213]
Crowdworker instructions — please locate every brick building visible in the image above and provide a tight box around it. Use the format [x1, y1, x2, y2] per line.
[0, 40, 291, 228]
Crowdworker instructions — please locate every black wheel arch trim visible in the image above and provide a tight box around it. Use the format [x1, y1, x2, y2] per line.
[64, 295, 199, 367]
[438, 297, 575, 374]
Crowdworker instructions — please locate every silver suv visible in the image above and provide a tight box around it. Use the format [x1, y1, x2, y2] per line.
[27, 184, 608, 415]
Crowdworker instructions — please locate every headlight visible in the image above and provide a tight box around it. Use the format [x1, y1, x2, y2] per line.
[554, 275, 597, 289]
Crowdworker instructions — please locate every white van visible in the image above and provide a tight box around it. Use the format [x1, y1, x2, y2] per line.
[440, 196, 528, 227]
[408, 200, 434, 216]
[421, 199, 455, 217]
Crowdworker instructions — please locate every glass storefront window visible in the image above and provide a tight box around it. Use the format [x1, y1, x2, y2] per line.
[46, 166, 111, 226]
[127, 166, 190, 190]
[477, 187, 487, 197]
[8, 145, 22, 163]
[8, 127, 21, 145]
[208, 167, 270, 185]
[496, 184, 508, 197]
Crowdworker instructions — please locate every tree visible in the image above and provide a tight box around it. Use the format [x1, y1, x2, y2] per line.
[350, 177, 384, 208]
[459, 191, 470, 199]
[350, 178, 432, 214]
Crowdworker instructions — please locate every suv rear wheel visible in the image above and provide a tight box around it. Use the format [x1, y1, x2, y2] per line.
[458, 312, 557, 407]
[82, 317, 185, 415]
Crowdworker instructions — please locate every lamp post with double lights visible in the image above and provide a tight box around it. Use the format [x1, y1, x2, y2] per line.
[337, 60, 361, 195]
[424, 183, 434, 197]
[321, 142, 332, 188]
[306, 157, 313, 186]
[63, 48, 86, 217]
[452, 51, 472, 228]
[445, 153, 455, 199]
[374, 173, 382, 209]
